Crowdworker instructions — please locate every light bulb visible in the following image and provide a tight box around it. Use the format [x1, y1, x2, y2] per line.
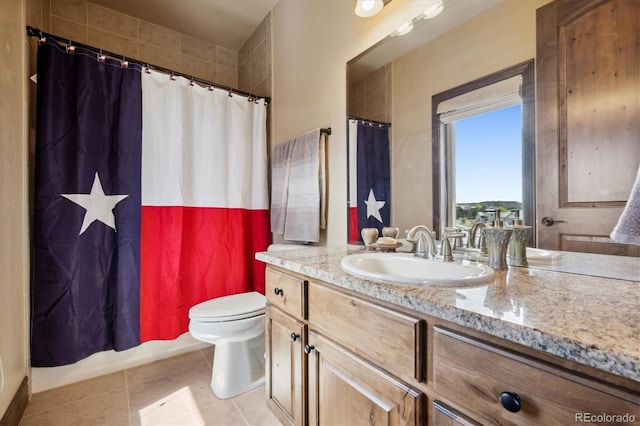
[355, 0, 384, 17]
[362, 0, 375, 11]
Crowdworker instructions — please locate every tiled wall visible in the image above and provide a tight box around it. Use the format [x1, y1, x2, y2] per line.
[31, 0, 240, 89]
[348, 63, 392, 123]
[238, 12, 272, 97]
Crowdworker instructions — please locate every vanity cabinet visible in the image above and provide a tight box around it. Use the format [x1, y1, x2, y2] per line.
[264, 265, 639, 426]
[265, 266, 426, 426]
[265, 268, 308, 426]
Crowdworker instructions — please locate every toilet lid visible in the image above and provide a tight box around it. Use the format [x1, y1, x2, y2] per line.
[189, 291, 266, 321]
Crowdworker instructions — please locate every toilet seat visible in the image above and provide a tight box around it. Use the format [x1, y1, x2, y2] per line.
[189, 291, 266, 322]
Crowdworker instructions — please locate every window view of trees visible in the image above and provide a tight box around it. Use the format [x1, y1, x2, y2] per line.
[453, 105, 523, 231]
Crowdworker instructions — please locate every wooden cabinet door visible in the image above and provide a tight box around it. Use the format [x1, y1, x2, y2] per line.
[307, 331, 424, 426]
[536, 0, 640, 256]
[266, 306, 306, 426]
[432, 401, 480, 426]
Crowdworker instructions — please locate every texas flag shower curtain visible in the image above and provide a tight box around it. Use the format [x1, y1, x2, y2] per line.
[31, 40, 269, 367]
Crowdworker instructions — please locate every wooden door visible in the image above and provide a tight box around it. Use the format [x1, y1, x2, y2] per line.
[536, 0, 640, 255]
[266, 306, 306, 426]
[307, 331, 424, 426]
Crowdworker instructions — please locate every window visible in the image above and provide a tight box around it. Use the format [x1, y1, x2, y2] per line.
[431, 60, 535, 244]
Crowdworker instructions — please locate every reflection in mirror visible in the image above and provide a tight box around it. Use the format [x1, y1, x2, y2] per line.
[432, 60, 535, 245]
[346, 0, 505, 244]
[347, 118, 392, 244]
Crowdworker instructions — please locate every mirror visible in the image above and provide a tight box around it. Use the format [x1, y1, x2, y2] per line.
[347, 0, 513, 243]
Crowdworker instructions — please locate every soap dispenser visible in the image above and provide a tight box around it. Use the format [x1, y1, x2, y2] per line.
[483, 209, 513, 271]
[508, 210, 531, 267]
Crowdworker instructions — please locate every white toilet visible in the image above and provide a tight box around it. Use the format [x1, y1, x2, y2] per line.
[188, 291, 267, 399]
[188, 243, 301, 399]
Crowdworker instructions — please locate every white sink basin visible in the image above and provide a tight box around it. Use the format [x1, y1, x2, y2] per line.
[341, 252, 495, 285]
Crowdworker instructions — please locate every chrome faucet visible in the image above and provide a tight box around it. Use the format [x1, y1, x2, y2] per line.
[407, 225, 437, 258]
[467, 222, 486, 248]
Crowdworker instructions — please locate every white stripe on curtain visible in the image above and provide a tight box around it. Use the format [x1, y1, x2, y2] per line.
[141, 71, 268, 209]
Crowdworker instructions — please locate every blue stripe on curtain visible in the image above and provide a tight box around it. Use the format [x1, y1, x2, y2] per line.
[356, 123, 391, 236]
[32, 40, 143, 366]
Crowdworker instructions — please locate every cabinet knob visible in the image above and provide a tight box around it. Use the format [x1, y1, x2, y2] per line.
[290, 332, 300, 342]
[274, 287, 283, 296]
[304, 344, 315, 354]
[499, 391, 521, 413]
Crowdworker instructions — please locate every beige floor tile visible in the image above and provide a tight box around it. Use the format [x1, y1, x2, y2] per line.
[20, 350, 281, 426]
[232, 387, 280, 426]
[20, 388, 129, 426]
[135, 384, 224, 426]
[23, 371, 126, 416]
[199, 346, 215, 369]
[197, 400, 248, 426]
[126, 350, 209, 386]
[128, 364, 216, 426]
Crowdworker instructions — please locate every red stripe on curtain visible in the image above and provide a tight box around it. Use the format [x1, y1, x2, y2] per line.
[140, 206, 270, 341]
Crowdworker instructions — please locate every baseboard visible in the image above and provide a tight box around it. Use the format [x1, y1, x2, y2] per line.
[0, 376, 28, 426]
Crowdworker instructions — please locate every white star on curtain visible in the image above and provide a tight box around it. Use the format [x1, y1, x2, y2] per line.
[364, 188, 386, 223]
[62, 172, 129, 235]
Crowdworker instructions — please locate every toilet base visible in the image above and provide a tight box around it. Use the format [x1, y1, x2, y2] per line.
[210, 333, 265, 399]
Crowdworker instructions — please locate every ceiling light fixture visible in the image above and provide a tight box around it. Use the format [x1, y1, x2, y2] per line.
[423, 0, 444, 19]
[355, 0, 384, 18]
[395, 21, 414, 36]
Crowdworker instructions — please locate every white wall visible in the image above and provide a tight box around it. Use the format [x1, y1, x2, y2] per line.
[271, 0, 429, 245]
[0, 0, 30, 417]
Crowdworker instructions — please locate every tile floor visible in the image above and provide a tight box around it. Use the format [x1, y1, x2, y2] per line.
[19, 348, 281, 426]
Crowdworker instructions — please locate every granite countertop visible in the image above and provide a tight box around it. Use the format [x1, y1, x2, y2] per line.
[256, 246, 640, 383]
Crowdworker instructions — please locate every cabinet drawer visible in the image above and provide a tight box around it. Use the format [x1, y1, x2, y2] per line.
[433, 328, 640, 425]
[308, 282, 425, 382]
[266, 268, 307, 320]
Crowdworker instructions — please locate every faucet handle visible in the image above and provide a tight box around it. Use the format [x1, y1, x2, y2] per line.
[442, 231, 465, 257]
[414, 232, 429, 257]
[440, 238, 454, 262]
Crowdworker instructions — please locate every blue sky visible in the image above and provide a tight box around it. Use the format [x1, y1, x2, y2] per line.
[454, 105, 522, 203]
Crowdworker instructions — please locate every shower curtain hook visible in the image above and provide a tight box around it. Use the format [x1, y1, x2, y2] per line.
[189, 77, 195, 87]
[121, 57, 129, 68]
[97, 49, 106, 63]
[208, 83, 214, 92]
[228, 89, 233, 98]
[170, 72, 176, 81]
[66, 40, 75, 53]
[145, 64, 151, 74]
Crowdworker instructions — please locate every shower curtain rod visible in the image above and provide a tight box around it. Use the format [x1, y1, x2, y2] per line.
[349, 116, 391, 127]
[321, 128, 331, 135]
[26, 26, 271, 104]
